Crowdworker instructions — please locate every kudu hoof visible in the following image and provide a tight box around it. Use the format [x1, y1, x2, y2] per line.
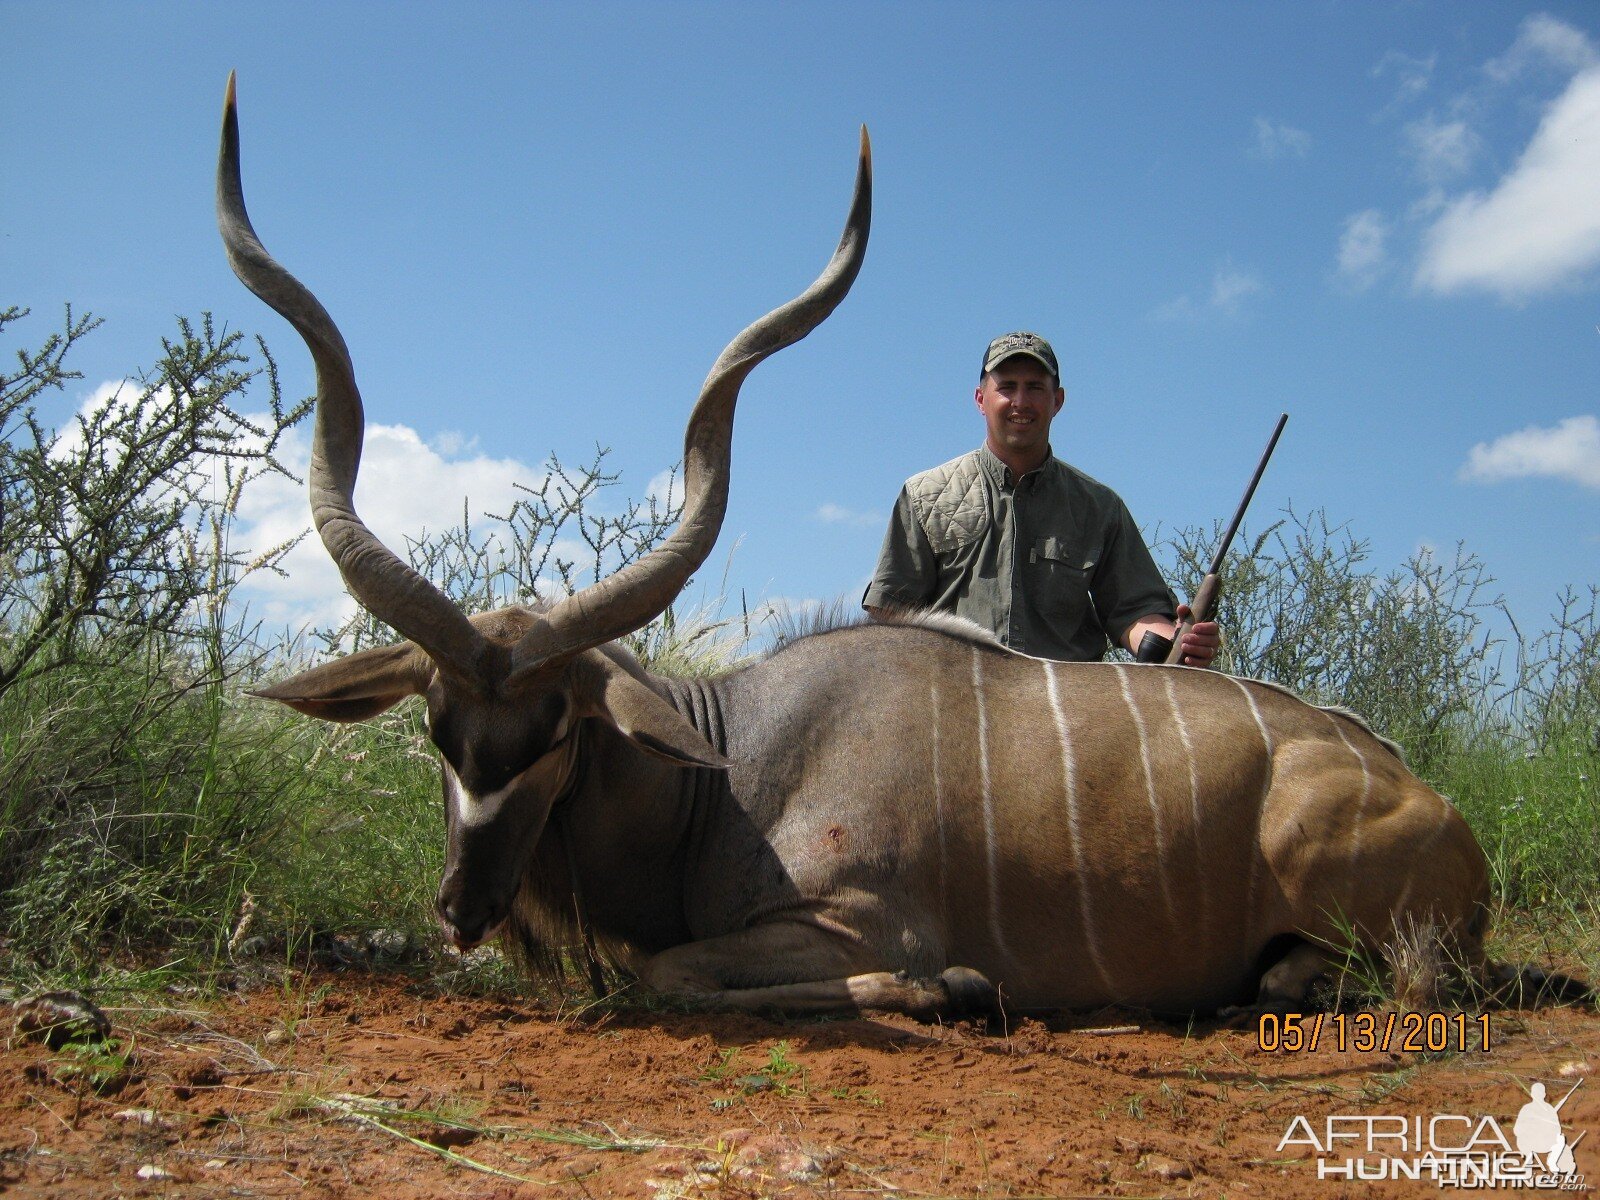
[940, 966, 1001, 1017]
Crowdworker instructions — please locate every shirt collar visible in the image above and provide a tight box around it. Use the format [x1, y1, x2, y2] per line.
[978, 443, 1057, 490]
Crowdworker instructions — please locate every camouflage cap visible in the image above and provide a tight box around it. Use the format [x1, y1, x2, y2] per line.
[981, 331, 1059, 380]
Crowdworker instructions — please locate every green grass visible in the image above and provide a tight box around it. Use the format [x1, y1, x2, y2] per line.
[252, 704, 443, 947]
[1439, 734, 1599, 906]
[1431, 729, 1600, 980]
[2, 643, 283, 971]
[0, 630, 451, 985]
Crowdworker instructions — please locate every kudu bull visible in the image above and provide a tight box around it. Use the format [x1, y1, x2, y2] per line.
[220, 76, 1494, 1019]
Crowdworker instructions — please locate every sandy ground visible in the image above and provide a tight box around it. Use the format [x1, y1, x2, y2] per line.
[1, 970, 1595, 1198]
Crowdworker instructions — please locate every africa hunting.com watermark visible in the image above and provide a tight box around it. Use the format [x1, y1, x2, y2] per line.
[1277, 1079, 1587, 1189]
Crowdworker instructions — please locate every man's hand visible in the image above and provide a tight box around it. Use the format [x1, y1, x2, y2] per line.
[1126, 606, 1221, 668]
[1173, 603, 1220, 669]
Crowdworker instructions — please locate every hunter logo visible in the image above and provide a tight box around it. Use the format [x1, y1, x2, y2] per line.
[1278, 1078, 1587, 1189]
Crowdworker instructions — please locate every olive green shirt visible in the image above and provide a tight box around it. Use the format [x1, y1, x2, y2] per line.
[863, 446, 1175, 661]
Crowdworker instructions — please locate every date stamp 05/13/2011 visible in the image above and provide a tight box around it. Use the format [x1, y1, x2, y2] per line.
[1257, 1011, 1494, 1054]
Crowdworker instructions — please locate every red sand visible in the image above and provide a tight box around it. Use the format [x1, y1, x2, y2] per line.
[2, 971, 1595, 1198]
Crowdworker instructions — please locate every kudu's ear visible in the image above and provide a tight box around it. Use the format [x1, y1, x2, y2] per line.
[570, 655, 731, 769]
[248, 642, 433, 723]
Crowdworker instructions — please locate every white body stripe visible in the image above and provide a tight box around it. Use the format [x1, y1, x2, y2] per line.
[1160, 674, 1202, 832]
[1329, 715, 1373, 887]
[1232, 680, 1274, 758]
[971, 648, 1012, 963]
[1228, 677, 1275, 914]
[1162, 672, 1208, 936]
[1116, 666, 1177, 924]
[1045, 661, 1116, 992]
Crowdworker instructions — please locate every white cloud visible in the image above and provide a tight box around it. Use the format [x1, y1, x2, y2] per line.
[1406, 187, 1451, 221]
[1337, 209, 1390, 289]
[50, 379, 142, 459]
[1459, 415, 1600, 489]
[1249, 116, 1310, 160]
[815, 502, 883, 528]
[643, 467, 682, 512]
[1210, 264, 1265, 314]
[428, 429, 478, 457]
[1373, 49, 1437, 110]
[1154, 262, 1266, 322]
[1415, 67, 1600, 298]
[1403, 113, 1484, 185]
[47, 381, 546, 633]
[1486, 13, 1598, 83]
[224, 414, 547, 632]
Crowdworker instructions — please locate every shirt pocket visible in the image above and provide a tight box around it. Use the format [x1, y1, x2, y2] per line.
[1029, 536, 1095, 624]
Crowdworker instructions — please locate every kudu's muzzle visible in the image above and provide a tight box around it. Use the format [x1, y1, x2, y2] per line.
[435, 871, 507, 951]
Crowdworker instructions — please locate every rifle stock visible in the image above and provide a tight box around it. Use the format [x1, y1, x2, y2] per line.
[1163, 573, 1221, 664]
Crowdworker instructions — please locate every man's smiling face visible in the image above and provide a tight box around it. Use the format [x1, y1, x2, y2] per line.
[975, 355, 1065, 472]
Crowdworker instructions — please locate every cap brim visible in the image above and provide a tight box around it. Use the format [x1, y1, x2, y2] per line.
[983, 349, 1057, 376]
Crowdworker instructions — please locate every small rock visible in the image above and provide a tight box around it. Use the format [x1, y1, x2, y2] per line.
[182, 1063, 223, 1088]
[325, 933, 365, 964]
[264, 1028, 290, 1047]
[734, 1135, 831, 1183]
[12, 992, 111, 1050]
[420, 1125, 478, 1150]
[204, 1159, 227, 1170]
[113, 1108, 171, 1128]
[1140, 1153, 1194, 1181]
[135, 1164, 173, 1181]
[364, 928, 412, 959]
[775, 1149, 825, 1181]
[1558, 1060, 1590, 1077]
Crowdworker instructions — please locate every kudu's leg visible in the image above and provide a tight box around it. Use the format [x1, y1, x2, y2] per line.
[1217, 940, 1339, 1021]
[636, 924, 999, 1020]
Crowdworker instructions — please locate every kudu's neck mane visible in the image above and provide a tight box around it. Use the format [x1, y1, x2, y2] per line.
[504, 671, 730, 987]
[652, 674, 735, 759]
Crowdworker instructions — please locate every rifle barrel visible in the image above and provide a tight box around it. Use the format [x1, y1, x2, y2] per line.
[1208, 413, 1288, 576]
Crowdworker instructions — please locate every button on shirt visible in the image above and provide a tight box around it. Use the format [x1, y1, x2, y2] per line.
[862, 446, 1175, 661]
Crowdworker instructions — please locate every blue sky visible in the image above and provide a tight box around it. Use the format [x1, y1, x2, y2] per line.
[6, 2, 1598, 643]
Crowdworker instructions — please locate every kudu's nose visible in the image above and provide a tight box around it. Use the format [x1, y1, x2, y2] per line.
[436, 883, 502, 950]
